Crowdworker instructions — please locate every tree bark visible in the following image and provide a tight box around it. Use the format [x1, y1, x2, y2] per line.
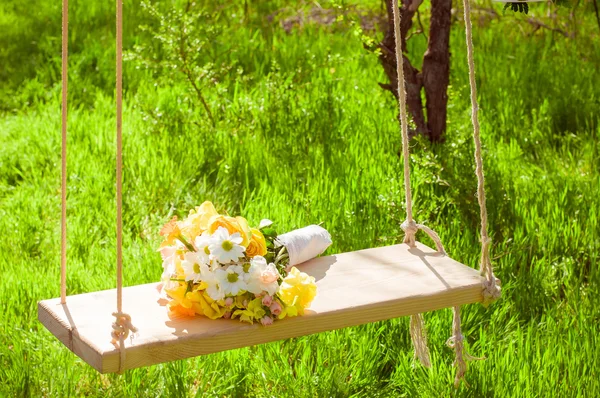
[379, 0, 427, 137]
[378, 0, 452, 142]
[422, 0, 451, 142]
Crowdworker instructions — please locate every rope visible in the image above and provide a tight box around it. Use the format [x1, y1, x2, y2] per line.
[112, 0, 136, 373]
[391, 0, 414, 229]
[390, 0, 446, 254]
[111, 312, 138, 371]
[60, 0, 68, 305]
[409, 313, 431, 368]
[391, 0, 449, 368]
[116, 0, 123, 317]
[446, 306, 483, 388]
[401, 220, 446, 254]
[462, 0, 501, 306]
[439, 0, 502, 386]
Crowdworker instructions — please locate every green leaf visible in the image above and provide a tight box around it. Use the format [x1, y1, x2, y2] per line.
[261, 227, 278, 238]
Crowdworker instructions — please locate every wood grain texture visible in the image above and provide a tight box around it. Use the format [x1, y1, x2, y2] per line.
[38, 242, 494, 373]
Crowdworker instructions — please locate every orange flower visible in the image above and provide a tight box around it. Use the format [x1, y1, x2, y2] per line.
[168, 302, 196, 317]
[159, 216, 195, 251]
[245, 228, 267, 257]
[159, 216, 181, 248]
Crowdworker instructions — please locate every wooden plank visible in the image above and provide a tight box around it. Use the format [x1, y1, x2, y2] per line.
[38, 241, 492, 373]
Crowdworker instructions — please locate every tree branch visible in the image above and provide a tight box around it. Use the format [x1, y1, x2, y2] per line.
[526, 17, 570, 37]
[179, 5, 215, 127]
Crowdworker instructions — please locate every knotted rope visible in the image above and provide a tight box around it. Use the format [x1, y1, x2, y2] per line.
[439, 0, 502, 386]
[391, 1, 445, 255]
[392, 0, 501, 383]
[391, 0, 447, 368]
[462, 0, 501, 306]
[113, 0, 136, 373]
[401, 220, 446, 254]
[480, 238, 501, 305]
[111, 312, 138, 371]
[445, 306, 483, 388]
[58, 0, 136, 373]
[59, 0, 135, 373]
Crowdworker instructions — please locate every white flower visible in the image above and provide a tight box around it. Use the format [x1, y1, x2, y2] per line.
[181, 252, 204, 282]
[159, 245, 179, 291]
[216, 265, 247, 296]
[259, 219, 273, 229]
[160, 260, 178, 291]
[209, 227, 245, 264]
[161, 268, 178, 290]
[159, 245, 177, 264]
[194, 231, 213, 264]
[159, 246, 177, 276]
[201, 265, 224, 300]
[244, 256, 281, 296]
[159, 241, 185, 273]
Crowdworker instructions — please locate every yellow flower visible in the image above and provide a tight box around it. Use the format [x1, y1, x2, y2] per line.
[179, 201, 219, 241]
[278, 267, 317, 316]
[165, 283, 227, 319]
[208, 215, 251, 247]
[234, 294, 250, 308]
[165, 283, 193, 315]
[232, 297, 266, 324]
[245, 228, 267, 257]
[186, 289, 227, 319]
[277, 299, 299, 320]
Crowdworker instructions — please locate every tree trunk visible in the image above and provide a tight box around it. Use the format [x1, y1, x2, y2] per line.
[422, 0, 452, 142]
[379, 0, 427, 137]
[378, 0, 452, 142]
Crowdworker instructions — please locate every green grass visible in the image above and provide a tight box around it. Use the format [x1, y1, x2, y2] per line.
[1, 0, 599, 396]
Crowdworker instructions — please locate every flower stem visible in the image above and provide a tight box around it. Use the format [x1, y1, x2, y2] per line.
[177, 235, 196, 252]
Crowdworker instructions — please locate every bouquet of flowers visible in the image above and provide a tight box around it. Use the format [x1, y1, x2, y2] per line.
[158, 201, 331, 325]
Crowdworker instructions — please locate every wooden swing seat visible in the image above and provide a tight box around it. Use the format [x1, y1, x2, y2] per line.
[38, 241, 494, 373]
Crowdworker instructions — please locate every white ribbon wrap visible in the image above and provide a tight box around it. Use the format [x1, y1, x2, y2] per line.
[277, 225, 332, 267]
